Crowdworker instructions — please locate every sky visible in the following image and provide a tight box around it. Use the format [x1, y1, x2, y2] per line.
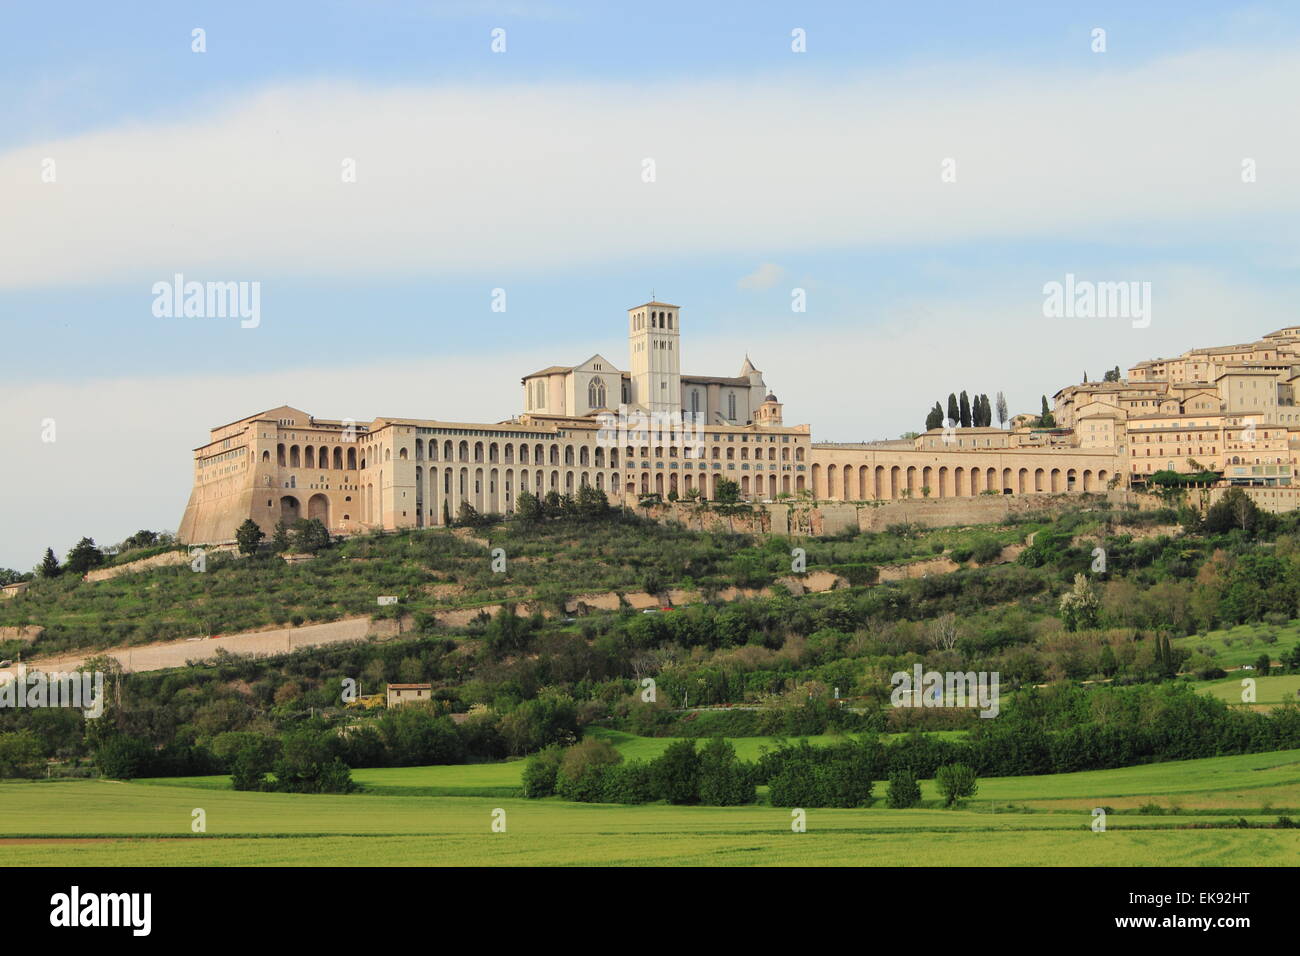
[4, 0, 1300, 569]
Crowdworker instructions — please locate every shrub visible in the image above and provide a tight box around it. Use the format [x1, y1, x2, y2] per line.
[95, 736, 153, 780]
[885, 768, 922, 808]
[555, 736, 622, 802]
[520, 745, 564, 798]
[696, 737, 757, 806]
[651, 739, 700, 805]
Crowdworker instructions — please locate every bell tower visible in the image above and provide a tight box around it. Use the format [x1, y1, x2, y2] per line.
[628, 300, 682, 415]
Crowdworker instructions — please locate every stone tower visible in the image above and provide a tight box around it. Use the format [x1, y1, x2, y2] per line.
[628, 300, 682, 415]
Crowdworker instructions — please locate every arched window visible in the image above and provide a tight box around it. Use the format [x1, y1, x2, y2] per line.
[727, 393, 736, 421]
[588, 378, 606, 409]
[690, 390, 700, 417]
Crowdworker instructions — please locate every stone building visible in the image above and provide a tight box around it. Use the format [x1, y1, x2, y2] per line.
[180, 302, 1300, 546]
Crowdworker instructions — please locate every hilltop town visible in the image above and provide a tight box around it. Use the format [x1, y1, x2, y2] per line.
[178, 302, 1300, 547]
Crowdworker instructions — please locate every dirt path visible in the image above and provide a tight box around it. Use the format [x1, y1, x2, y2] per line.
[1, 615, 402, 679]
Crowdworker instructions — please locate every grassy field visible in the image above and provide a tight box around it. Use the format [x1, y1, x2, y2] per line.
[1174, 619, 1300, 669]
[1193, 674, 1300, 708]
[7, 745, 1298, 866]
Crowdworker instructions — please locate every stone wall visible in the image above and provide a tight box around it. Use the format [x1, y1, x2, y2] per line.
[641, 489, 1150, 537]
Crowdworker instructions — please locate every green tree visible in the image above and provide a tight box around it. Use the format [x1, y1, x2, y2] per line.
[697, 737, 755, 806]
[37, 548, 61, 578]
[714, 477, 740, 504]
[925, 402, 944, 431]
[64, 537, 105, 575]
[456, 501, 484, 527]
[959, 391, 971, 428]
[1204, 487, 1262, 535]
[228, 735, 279, 791]
[555, 736, 622, 802]
[96, 736, 153, 780]
[574, 483, 609, 519]
[521, 745, 565, 798]
[935, 763, 978, 807]
[291, 518, 330, 553]
[271, 729, 354, 794]
[0, 731, 45, 778]
[124, 529, 159, 550]
[1037, 396, 1057, 428]
[651, 738, 701, 804]
[271, 520, 291, 552]
[995, 392, 1008, 428]
[885, 768, 922, 808]
[947, 393, 959, 426]
[235, 518, 265, 556]
[515, 490, 543, 523]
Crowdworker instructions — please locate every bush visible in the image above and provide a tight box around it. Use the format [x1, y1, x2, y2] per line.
[765, 738, 879, 808]
[599, 760, 656, 804]
[651, 739, 700, 805]
[271, 729, 354, 794]
[520, 745, 564, 798]
[95, 736, 153, 780]
[555, 736, 622, 802]
[0, 730, 45, 778]
[885, 768, 922, 808]
[696, 737, 757, 806]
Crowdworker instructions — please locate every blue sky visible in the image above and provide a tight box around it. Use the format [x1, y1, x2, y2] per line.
[4, 0, 1300, 568]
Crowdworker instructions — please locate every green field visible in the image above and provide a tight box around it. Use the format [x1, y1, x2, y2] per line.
[1194, 674, 1300, 708]
[6, 745, 1298, 866]
[1175, 619, 1300, 669]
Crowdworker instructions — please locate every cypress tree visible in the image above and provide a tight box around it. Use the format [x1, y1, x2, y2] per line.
[38, 547, 61, 578]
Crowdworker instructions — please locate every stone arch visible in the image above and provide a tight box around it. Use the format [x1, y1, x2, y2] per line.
[308, 493, 329, 526]
[280, 495, 301, 522]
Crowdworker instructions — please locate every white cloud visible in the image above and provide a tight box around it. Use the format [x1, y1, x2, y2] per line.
[3, 48, 1300, 288]
[738, 263, 785, 290]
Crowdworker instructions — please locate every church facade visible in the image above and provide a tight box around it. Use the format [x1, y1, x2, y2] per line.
[177, 298, 1122, 546]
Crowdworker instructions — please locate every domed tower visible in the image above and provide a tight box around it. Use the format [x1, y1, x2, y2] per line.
[755, 391, 783, 426]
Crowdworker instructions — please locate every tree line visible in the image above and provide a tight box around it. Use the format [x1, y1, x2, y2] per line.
[925, 391, 1006, 431]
